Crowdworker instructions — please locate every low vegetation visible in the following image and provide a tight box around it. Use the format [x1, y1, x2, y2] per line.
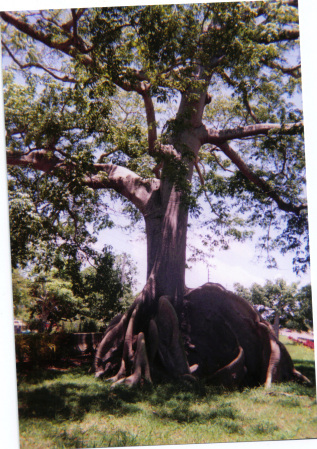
[16, 337, 316, 449]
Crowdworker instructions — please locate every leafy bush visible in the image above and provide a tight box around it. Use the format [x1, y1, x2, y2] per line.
[15, 333, 79, 363]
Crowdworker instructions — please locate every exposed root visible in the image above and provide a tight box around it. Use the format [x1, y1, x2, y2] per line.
[109, 305, 139, 383]
[209, 345, 246, 388]
[96, 295, 191, 387]
[155, 296, 190, 377]
[147, 319, 159, 363]
[292, 369, 311, 385]
[95, 314, 128, 378]
[257, 321, 281, 388]
[111, 331, 152, 388]
[265, 336, 281, 389]
[94, 283, 310, 388]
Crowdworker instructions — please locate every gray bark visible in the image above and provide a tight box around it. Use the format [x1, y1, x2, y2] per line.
[273, 312, 280, 340]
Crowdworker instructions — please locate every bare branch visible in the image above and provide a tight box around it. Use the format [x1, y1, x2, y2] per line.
[97, 148, 120, 162]
[209, 148, 234, 173]
[194, 158, 221, 219]
[61, 9, 86, 32]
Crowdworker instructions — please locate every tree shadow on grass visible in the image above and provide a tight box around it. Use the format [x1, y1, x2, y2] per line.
[293, 358, 316, 385]
[149, 394, 246, 436]
[52, 428, 138, 449]
[145, 379, 244, 431]
[17, 366, 69, 385]
[18, 381, 140, 420]
[154, 401, 240, 424]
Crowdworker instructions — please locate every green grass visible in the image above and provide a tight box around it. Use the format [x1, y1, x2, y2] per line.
[16, 336, 317, 449]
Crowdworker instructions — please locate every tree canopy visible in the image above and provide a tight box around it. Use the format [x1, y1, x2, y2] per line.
[1, 1, 312, 388]
[1, 1, 308, 278]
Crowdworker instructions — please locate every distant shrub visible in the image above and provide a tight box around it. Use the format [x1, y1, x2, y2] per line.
[15, 333, 78, 363]
[80, 318, 99, 333]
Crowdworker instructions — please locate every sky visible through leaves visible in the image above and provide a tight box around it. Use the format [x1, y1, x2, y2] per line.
[0, 0, 313, 292]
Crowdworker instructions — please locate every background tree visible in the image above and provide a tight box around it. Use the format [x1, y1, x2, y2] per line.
[28, 271, 82, 333]
[11, 269, 31, 323]
[79, 248, 137, 325]
[1, 2, 310, 387]
[293, 284, 313, 331]
[12, 246, 136, 332]
[234, 279, 311, 336]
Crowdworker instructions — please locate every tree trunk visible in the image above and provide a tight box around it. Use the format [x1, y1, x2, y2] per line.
[145, 185, 189, 308]
[273, 312, 280, 340]
[94, 174, 310, 387]
[94, 90, 310, 388]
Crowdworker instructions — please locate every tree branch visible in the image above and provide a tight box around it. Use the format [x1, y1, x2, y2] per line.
[97, 148, 120, 162]
[61, 9, 86, 32]
[7, 149, 61, 173]
[217, 142, 306, 216]
[253, 28, 299, 44]
[71, 9, 78, 44]
[6, 149, 160, 215]
[194, 158, 221, 218]
[0, 11, 93, 66]
[200, 122, 303, 145]
[142, 91, 157, 153]
[209, 148, 234, 173]
[2, 40, 77, 83]
[85, 164, 160, 214]
[282, 0, 298, 6]
[220, 71, 259, 123]
[261, 60, 301, 79]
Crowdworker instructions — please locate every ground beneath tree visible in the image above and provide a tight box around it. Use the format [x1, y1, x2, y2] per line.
[16, 356, 94, 374]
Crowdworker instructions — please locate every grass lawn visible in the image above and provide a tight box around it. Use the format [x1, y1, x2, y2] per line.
[16, 336, 317, 449]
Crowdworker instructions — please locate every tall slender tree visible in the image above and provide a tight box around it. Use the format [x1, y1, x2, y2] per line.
[1, 2, 310, 387]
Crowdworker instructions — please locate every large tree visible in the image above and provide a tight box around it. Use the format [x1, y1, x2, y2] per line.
[1, 2, 310, 387]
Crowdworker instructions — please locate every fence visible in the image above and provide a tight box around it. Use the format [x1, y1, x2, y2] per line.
[15, 332, 104, 363]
